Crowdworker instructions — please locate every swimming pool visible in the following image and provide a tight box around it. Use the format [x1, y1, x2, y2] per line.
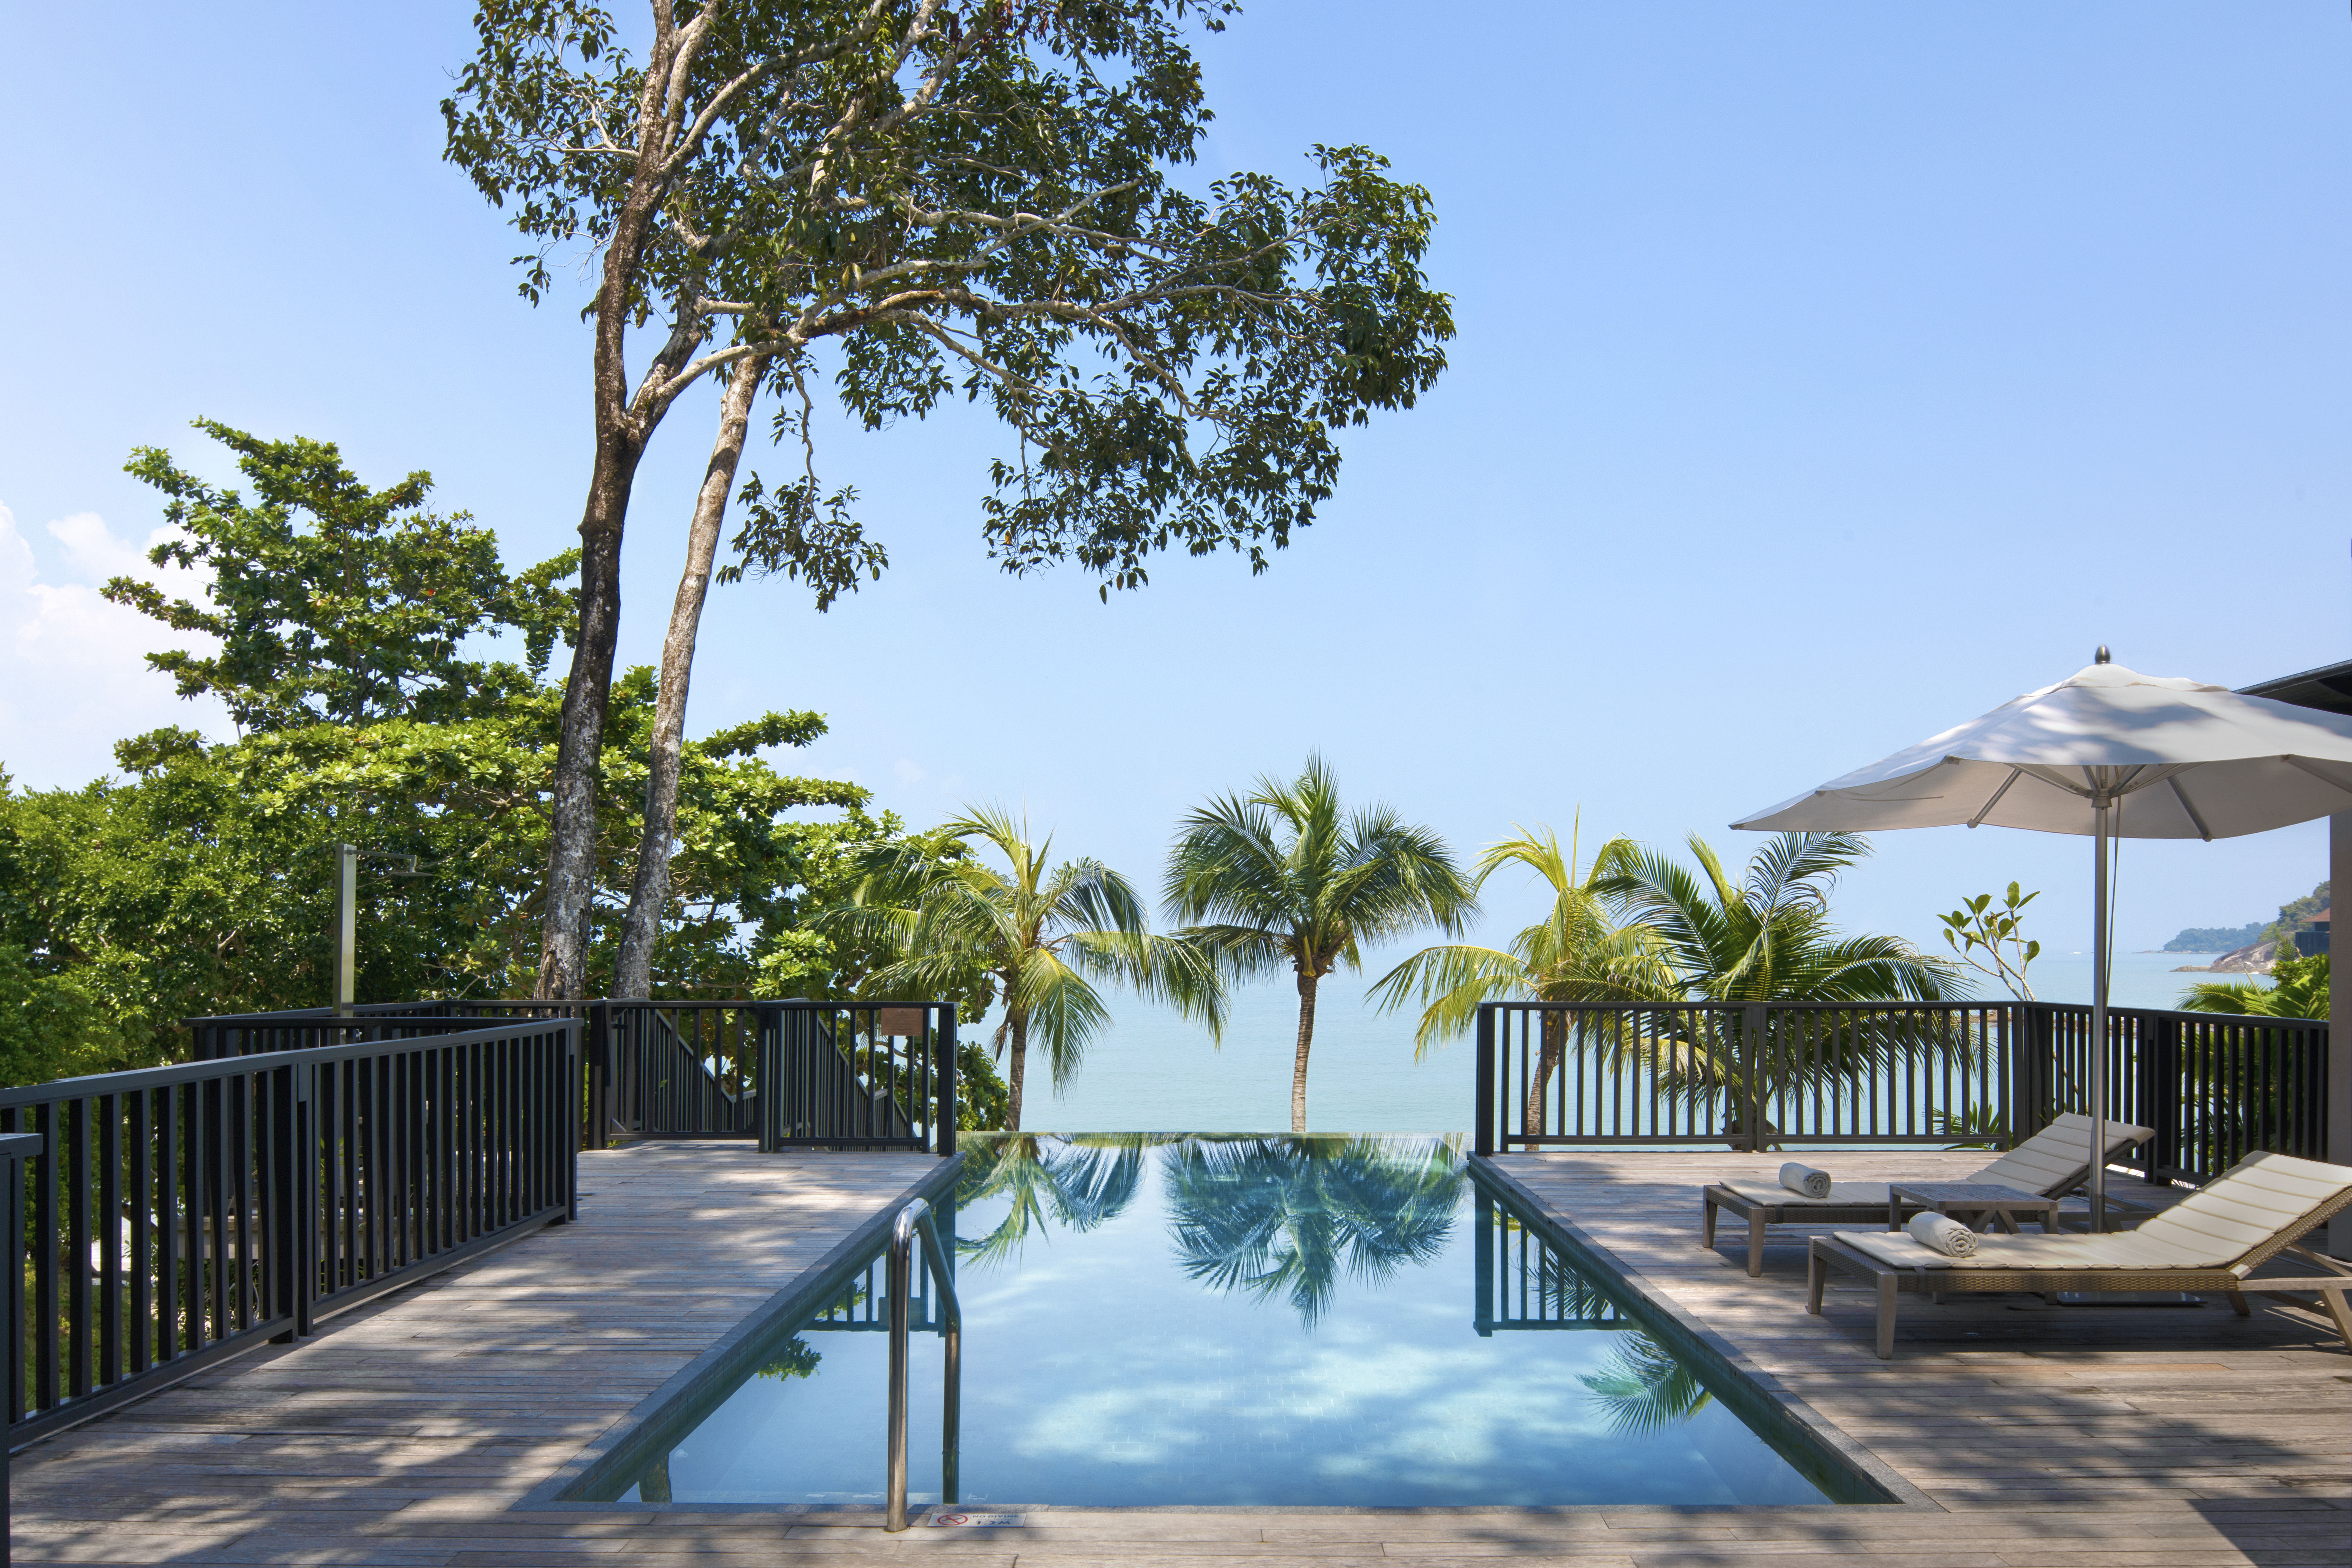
[588, 1134, 1869, 1508]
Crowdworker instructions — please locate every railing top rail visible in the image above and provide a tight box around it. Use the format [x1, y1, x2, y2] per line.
[604, 997, 952, 1011]
[1476, 997, 2321, 1028]
[183, 1000, 477, 1025]
[2029, 999, 2326, 1030]
[186, 996, 961, 1028]
[1477, 999, 2011, 1013]
[2, 1017, 577, 1108]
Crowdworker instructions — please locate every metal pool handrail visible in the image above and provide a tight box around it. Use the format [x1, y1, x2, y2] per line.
[884, 1197, 961, 1532]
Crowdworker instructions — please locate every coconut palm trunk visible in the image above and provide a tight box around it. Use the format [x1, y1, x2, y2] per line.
[1526, 1008, 1567, 1137]
[1168, 757, 1476, 1137]
[1290, 971, 1319, 1134]
[1005, 1010, 1031, 1132]
[856, 807, 1226, 1138]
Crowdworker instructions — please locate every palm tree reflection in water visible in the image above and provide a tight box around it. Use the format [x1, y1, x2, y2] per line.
[954, 1134, 1162, 1267]
[953, 1133, 1715, 1436]
[1161, 1135, 1464, 1327]
[1580, 1335, 1714, 1435]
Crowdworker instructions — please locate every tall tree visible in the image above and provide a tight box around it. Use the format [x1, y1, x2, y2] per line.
[442, 1, 1454, 998]
[1165, 757, 1476, 1134]
[109, 420, 576, 731]
[614, 359, 768, 999]
[0, 425, 888, 1085]
[846, 806, 1224, 1129]
[1370, 822, 1673, 1136]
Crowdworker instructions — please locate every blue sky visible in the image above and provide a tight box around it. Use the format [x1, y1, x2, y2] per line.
[4, 1, 2348, 966]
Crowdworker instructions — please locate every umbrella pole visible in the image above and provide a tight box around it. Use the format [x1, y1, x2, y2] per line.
[2090, 798, 2109, 1231]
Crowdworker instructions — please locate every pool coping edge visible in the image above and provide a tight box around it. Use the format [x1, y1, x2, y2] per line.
[518, 1152, 967, 1511]
[1471, 1153, 1939, 1512]
[524, 1143, 1934, 1518]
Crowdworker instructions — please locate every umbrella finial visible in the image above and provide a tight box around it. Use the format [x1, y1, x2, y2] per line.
[2094, 645, 2111, 664]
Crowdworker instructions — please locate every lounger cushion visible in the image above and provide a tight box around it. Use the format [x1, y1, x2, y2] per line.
[1719, 1180, 1893, 1208]
[1969, 1111, 2154, 1195]
[2132, 1151, 2352, 1273]
[1831, 1151, 2352, 1274]
[1833, 1227, 2222, 1271]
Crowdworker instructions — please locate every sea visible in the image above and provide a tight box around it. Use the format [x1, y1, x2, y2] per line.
[1024, 951, 2244, 1135]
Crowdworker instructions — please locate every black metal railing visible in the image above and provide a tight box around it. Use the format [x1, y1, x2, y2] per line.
[2, 1127, 38, 1545]
[1, 1020, 575, 1444]
[192, 997, 959, 1156]
[187, 1000, 565, 1060]
[1475, 999, 2329, 1186]
[587, 1001, 765, 1141]
[759, 1002, 957, 1156]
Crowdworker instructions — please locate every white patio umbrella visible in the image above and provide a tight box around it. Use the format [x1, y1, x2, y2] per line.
[1733, 651, 2352, 1224]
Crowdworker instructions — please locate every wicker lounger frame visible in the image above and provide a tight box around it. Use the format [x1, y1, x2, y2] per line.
[1702, 1120, 2156, 1279]
[1703, 1184, 2099, 1278]
[1805, 1183, 2352, 1359]
[1703, 1187, 1911, 1278]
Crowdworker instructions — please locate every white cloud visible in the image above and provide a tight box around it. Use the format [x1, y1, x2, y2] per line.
[0, 500, 232, 791]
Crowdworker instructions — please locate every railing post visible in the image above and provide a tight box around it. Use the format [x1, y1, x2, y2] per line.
[1474, 1006, 1496, 1158]
[1741, 1004, 1769, 1153]
[755, 1005, 781, 1154]
[2016, 1003, 2051, 1144]
[586, 1001, 611, 1149]
[2, 1128, 41, 1566]
[2147, 1012, 2182, 1184]
[293, 1063, 316, 1338]
[564, 1023, 580, 1223]
[267, 1064, 302, 1344]
[934, 1006, 958, 1158]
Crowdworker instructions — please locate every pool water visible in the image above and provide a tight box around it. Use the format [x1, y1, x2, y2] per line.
[607, 1134, 1839, 1508]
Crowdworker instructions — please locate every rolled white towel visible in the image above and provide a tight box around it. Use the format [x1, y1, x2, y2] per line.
[1907, 1211, 1979, 1258]
[1778, 1162, 1833, 1199]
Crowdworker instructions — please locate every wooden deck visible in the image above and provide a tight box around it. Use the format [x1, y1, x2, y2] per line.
[12, 1147, 2350, 1567]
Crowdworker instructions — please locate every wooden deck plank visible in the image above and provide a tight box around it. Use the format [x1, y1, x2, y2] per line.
[12, 1147, 2348, 1566]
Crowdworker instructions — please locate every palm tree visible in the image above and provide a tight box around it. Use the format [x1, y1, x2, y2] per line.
[1369, 820, 1676, 1134]
[1597, 832, 1954, 1146]
[2179, 951, 2327, 1018]
[1166, 757, 1477, 1133]
[846, 807, 1223, 1130]
[1159, 1135, 1463, 1326]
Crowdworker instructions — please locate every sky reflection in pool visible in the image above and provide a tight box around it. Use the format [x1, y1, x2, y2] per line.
[615, 1134, 1832, 1507]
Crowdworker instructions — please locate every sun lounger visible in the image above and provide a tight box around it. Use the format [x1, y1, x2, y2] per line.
[1701, 1112, 2156, 1276]
[1805, 1150, 2352, 1357]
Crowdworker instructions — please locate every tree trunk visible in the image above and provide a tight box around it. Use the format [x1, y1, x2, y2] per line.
[613, 359, 763, 1000]
[536, 429, 640, 1000]
[1291, 969, 1319, 1135]
[532, 22, 699, 1002]
[1006, 1012, 1029, 1133]
[1525, 1008, 1565, 1138]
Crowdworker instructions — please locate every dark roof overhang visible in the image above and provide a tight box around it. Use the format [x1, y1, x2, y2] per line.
[2238, 658, 2352, 717]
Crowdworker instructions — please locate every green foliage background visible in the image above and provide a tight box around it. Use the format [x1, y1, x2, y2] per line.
[0, 424, 1003, 1119]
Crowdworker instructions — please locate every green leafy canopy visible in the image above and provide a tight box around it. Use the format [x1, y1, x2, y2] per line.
[441, 1, 1454, 602]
